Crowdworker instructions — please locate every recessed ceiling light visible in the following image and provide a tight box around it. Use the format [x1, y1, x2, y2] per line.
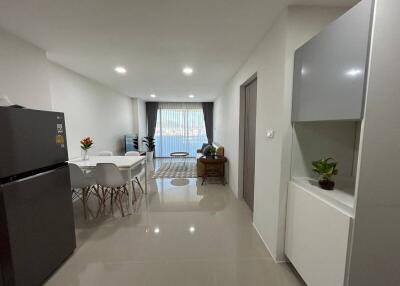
[154, 227, 160, 234]
[150, 94, 157, 98]
[114, 66, 127, 74]
[345, 68, 363, 77]
[188, 94, 195, 98]
[189, 226, 196, 233]
[183, 66, 193, 75]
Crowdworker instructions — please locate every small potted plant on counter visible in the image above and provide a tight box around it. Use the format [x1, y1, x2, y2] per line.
[312, 157, 338, 190]
[80, 137, 93, 160]
[143, 136, 155, 162]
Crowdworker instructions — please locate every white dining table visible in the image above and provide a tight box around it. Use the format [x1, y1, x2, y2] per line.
[69, 155, 147, 215]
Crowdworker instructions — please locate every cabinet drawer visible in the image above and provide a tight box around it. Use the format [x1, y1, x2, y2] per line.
[285, 181, 351, 286]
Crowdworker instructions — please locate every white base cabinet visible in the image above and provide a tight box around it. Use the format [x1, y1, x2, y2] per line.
[285, 181, 351, 286]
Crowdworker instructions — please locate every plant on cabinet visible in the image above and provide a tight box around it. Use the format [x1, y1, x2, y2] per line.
[312, 157, 338, 190]
[143, 136, 155, 161]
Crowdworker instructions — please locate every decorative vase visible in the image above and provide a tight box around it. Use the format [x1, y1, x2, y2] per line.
[81, 149, 89, 161]
[146, 151, 154, 162]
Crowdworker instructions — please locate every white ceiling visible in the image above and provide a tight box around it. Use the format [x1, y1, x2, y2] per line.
[0, 0, 358, 102]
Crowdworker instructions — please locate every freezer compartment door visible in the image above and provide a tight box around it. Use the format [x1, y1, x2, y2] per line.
[0, 107, 68, 179]
[0, 165, 76, 286]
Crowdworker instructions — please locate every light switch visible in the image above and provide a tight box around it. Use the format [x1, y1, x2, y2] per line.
[266, 129, 275, 139]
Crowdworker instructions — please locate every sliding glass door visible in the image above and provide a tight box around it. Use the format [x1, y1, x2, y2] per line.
[155, 103, 207, 157]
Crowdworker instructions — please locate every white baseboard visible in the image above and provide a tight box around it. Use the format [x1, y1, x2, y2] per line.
[252, 222, 288, 264]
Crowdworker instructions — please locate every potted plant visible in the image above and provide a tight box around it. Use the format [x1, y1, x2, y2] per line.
[312, 157, 338, 190]
[209, 146, 217, 158]
[80, 137, 93, 160]
[143, 136, 155, 161]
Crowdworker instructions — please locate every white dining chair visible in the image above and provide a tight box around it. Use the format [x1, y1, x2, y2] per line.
[98, 151, 113, 156]
[95, 163, 131, 216]
[69, 163, 97, 219]
[125, 151, 145, 193]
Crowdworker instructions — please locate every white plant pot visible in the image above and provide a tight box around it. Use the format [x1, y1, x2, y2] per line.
[146, 151, 154, 162]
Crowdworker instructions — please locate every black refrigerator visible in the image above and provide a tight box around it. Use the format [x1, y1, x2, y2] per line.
[0, 107, 76, 286]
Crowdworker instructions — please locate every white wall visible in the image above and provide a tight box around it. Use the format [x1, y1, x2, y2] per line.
[214, 6, 346, 261]
[50, 62, 134, 158]
[0, 27, 138, 159]
[0, 27, 51, 110]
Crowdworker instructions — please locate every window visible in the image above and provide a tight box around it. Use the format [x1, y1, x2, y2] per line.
[155, 103, 207, 157]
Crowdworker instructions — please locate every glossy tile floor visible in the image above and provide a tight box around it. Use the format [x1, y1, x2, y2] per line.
[45, 160, 305, 286]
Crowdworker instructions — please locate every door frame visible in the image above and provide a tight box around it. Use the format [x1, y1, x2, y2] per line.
[238, 73, 257, 203]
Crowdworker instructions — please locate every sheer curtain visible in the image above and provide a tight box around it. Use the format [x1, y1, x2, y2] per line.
[155, 102, 208, 157]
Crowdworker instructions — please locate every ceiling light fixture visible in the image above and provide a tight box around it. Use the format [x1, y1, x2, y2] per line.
[114, 66, 127, 74]
[188, 94, 195, 98]
[150, 94, 157, 98]
[183, 66, 193, 75]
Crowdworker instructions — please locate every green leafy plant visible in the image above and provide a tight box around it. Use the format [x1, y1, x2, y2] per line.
[142, 136, 155, 152]
[312, 157, 338, 190]
[209, 146, 217, 156]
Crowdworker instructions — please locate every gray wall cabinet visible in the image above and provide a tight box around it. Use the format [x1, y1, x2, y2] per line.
[292, 0, 373, 122]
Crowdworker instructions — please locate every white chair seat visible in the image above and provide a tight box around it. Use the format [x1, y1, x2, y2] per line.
[69, 163, 96, 189]
[96, 163, 126, 188]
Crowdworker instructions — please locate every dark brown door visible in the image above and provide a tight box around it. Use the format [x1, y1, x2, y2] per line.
[243, 78, 257, 211]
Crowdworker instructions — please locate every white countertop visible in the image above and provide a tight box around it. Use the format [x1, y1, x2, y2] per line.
[291, 177, 355, 218]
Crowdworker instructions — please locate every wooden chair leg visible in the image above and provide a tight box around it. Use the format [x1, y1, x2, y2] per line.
[110, 189, 115, 215]
[85, 186, 95, 218]
[132, 183, 137, 202]
[72, 188, 80, 201]
[95, 186, 103, 217]
[130, 181, 137, 202]
[135, 177, 144, 193]
[82, 187, 89, 220]
[118, 191, 125, 217]
[98, 186, 108, 216]
[102, 187, 108, 214]
[122, 185, 129, 210]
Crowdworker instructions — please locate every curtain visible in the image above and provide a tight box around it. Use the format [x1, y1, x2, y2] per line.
[146, 102, 159, 137]
[155, 102, 208, 157]
[202, 102, 213, 144]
